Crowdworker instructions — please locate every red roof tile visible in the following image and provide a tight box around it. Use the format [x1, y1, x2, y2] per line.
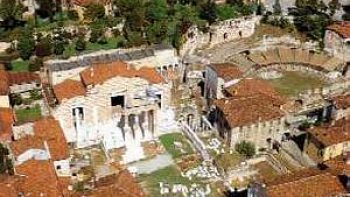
[0, 70, 9, 95]
[10, 117, 69, 161]
[333, 94, 350, 109]
[327, 21, 350, 39]
[10, 135, 44, 157]
[225, 78, 285, 103]
[309, 118, 350, 147]
[265, 168, 346, 197]
[80, 61, 164, 86]
[0, 176, 18, 197]
[215, 93, 285, 128]
[0, 107, 14, 141]
[15, 160, 62, 197]
[7, 72, 40, 85]
[208, 63, 243, 81]
[0, 71, 40, 95]
[53, 79, 86, 103]
[33, 117, 69, 161]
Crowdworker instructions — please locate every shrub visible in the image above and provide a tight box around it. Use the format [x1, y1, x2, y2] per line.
[28, 57, 43, 72]
[10, 93, 23, 106]
[35, 36, 52, 57]
[235, 141, 256, 158]
[53, 40, 65, 55]
[67, 10, 79, 21]
[17, 29, 35, 60]
[75, 36, 86, 51]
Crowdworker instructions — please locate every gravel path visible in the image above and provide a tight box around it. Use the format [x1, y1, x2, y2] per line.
[128, 152, 174, 174]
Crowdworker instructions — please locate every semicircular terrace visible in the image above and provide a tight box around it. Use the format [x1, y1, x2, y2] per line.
[230, 47, 346, 79]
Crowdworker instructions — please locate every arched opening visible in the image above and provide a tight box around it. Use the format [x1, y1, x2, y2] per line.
[223, 33, 228, 40]
[239, 31, 242, 38]
[197, 80, 205, 97]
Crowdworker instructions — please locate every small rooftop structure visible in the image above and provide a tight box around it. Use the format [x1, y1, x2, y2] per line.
[308, 118, 350, 147]
[265, 168, 346, 197]
[327, 21, 350, 39]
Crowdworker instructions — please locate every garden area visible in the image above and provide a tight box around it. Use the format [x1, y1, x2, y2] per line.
[15, 104, 42, 125]
[159, 133, 195, 159]
[265, 71, 327, 97]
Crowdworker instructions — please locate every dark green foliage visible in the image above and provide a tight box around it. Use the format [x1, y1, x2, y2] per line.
[29, 90, 42, 100]
[235, 141, 256, 158]
[0, 0, 24, 29]
[216, 4, 238, 21]
[90, 28, 103, 43]
[28, 57, 43, 72]
[75, 36, 86, 51]
[343, 6, 350, 20]
[0, 143, 13, 175]
[84, 3, 106, 20]
[10, 93, 22, 106]
[290, 0, 331, 40]
[53, 40, 65, 55]
[35, 36, 52, 57]
[17, 29, 35, 60]
[199, 0, 217, 25]
[67, 10, 79, 21]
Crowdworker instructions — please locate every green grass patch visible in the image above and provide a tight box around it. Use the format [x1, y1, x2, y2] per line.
[138, 165, 199, 196]
[10, 60, 30, 72]
[86, 37, 121, 51]
[265, 71, 327, 97]
[15, 104, 42, 124]
[159, 133, 194, 159]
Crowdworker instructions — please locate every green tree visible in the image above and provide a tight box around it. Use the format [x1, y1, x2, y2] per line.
[199, 0, 217, 25]
[343, 6, 350, 20]
[0, 143, 13, 175]
[10, 93, 23, 106]
[75, 36, 86, 51]
[53, 40, 65, 55]
[0, 0, 24, 29]
[17, 29, 35, 60]
[145, 0, 168, 22]
[28, 57, 43, 72]
[36, 0, 56, 21]
[84, 3, 105, 20]
[235, 141, 256, 158]
[35, 36, 52, 57]
[216, 4, 238, 21]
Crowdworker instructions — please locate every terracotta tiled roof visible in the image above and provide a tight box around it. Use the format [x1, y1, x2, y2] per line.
[225, 78, 285, 104]
[332, 94, 350, 109]
[80, 61, 164, 86]
[10, 135, 44, 157]
[0, 70, 9, 95]
[0, 176, 18, 197]
[308, 118, 350, 147]
[327, 21, 350, 39]
[78, 170, 145, 197]
[7, 72, 40, 85]
[208, 63, 243, 81]
[53, 79, 86, 103]
[33, 117, 69, 161]
[265, 168, 346, 197]
[15, 160, 62, 197]
[0, 71, 40, 95]
[215, 93, 285, 128]
[10, 117, 69, 161]
[324, 155, 350, 176]
[0, 107, 14, 141]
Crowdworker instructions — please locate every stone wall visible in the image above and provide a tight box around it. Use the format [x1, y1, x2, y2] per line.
[324, 30, 350, 62]
[180, 16, 260, 56]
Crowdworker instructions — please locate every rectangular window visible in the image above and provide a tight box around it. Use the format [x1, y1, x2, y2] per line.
[111, 95, 125, 107]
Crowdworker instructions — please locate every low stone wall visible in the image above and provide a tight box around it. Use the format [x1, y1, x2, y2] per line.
[180, 16, 260, 56]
